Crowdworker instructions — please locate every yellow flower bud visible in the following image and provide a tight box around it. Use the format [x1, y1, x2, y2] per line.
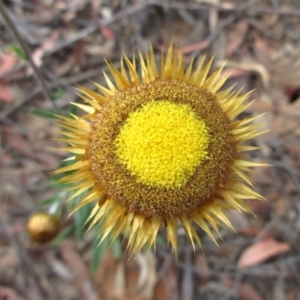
[27, 212, 60, 244]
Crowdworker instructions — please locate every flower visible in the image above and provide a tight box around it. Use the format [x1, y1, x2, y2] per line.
[27, 212, 60, 244]
[54, 45, 265, 255]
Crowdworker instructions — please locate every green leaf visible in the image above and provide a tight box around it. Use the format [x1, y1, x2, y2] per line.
[156, 234, 166, 246]
[10, 45, 27, 60]
[74, 205, 90, 240]
[90, 234, 110, 274]
[69, 104, 78, 115]
[47, 181, 68, 190]
[52, 225, 74, 247]
[38, 195, 61, 207]
[51, 88, 64, 101]
[112, 237, 122, 259]
[31, 109, 56, 119]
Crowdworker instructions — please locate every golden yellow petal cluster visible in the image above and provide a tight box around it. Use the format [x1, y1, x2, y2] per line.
[53, 45, 266, 255]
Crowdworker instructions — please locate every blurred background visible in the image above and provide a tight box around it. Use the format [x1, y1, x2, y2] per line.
[1, 0, 300, 299]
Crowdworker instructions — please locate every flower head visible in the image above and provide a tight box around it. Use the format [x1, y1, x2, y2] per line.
[54, 45, 265, 255]
[27, 212, 60, 244]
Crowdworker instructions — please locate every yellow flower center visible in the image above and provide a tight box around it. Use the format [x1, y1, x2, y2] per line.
[89, 80, 236, 218]
[114, 101, 210, 188]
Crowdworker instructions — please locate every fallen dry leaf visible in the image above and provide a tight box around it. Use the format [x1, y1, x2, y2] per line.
[237, 238, 291, 269]
[226, 20, 249, 57]
[118, 253, 157, 300]
[153, 260, 176, 300]
[1, 126, 32, 155]
[195, 254, 210, 282]
[73, 40, 86, 67]
[253, 34, 274, 66]
[221, 276, 263, 300]
[218, 60, 270, 89]
[0, 286, 23, 300]
[60, 240, 98, 300]
[95, 248, 120, 299]
[0, 247, 18, 285]
[135, 253, 156, 300]
[31, 30, 59, 67]
[156, 41, 209, 54]
[0, 53, 17, 77]
[0, 83, 13, 103]
[0, 53, 18, 103]
[101, 26, 115, 40]
[240, 226, 264, 237]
